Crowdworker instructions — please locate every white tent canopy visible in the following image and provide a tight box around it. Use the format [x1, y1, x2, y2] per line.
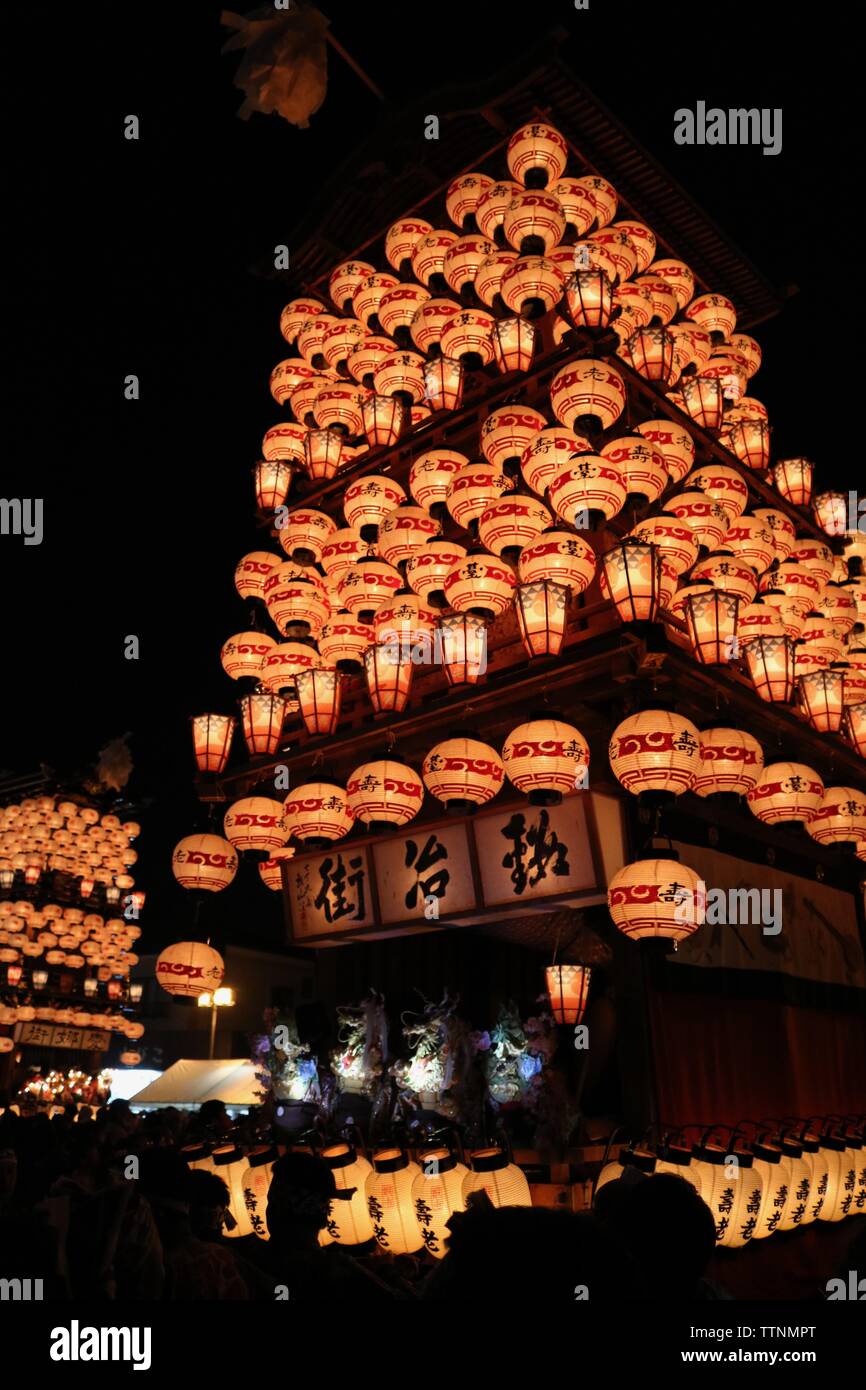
[127, 1058, 261, 1110]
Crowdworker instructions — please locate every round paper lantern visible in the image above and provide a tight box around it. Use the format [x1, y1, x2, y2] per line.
[364, 642, 413, 713]
[665, 493, 731, 552]
[481, 406, 549, 472]
[412, 229, 459, 288]
[549, 454, 626, 523]
[635, 274, 678, 324]
[322, 320, 371, 376]
[408, 299, 460, 358]
[328, 259, 376, 314]
[462, 1148, 532, 1208]
[550, 359, 627, 432]
[474, 179, 521, 241]
[422, 738, 504, 811]
[282, 784, 354, 844]
[807, 785, 866, 846]
[373, 594, 437, 651]
[343, 474, 407, 533]
[506, 122, 568, 188]
[608, 859, 704, 941]
[567, 239, 617, 282]
[772, 458, 813, 508]
[546, 964, 591, 1025]
[191, 714, 236, 774]
[384, 217, 433, 272]
[819, 587, 857, 634]
[346, 761, 423, 828]
[171, 835, 238, 892]
[669, 323, 713, 375]
[437, 309, 494, 367]
[475, 249, 518, 308]
[155, 941, 225, 998]
[685, 292, 736, 340]
[747, 763, 824, 826]
[613, 280, 654, 329]
[378, 283, 432, 340]
[319, 1145, 375, 1245]
[269, 358, 320, 409]
[749, 1141, 794, 1240]
[478, 497, 552, 557]
[280, 297, 326, 346]
[353, 271, 399, 327]
[503, 191, 564, 254]
[629, 517, 698, 576]
[645, 258, 695, 310]
[514, 580, 570, 656]
[411, 1150, 469, 1259]
[595, 1147, 657, 1195]
[234, 552, 280, 601]
[224, 797, 288, 854]
[311, 382, 365, 437]
[258, 848, 296, 892]
[295, 668, 342, 737]
[220, 632, 276, 682]
[278, 509, 336, 565]
[600, 539, 660, 622]
[442, 234, 497, 294]
[693, 729, 764, 797]
[347, 335, 398, 387]
[260, 640, 321, 692]
[752, 507, 796, 564]
[405, 541, 468, 601]
[518, 531, 596, 593]
[319, 529, 374, 584]
[239, 693, 288, 756]
[366, 1150, 424, 1254]
[574, 174, 617, 227]
[797, 669, 845, 733]
[691, 554, 757, 604]
[635, 420, 694, 485]
[543, 178, 594, 238]
[338, 559, 403, 618]
[444, 171, 495, 230]
[609, 712, 701, 795]
[445, 465, 510, 530]
[378, 506, 441, 567]
[373, 350, 427, 403]
[600, 436, 668, 504]
[761, 560, 824, 610]
[264, 564, 330, 638]
[500, 256, 565, 318]
[502, 719, 589, 798]
[408, 450, 468, 511]
[491, 316, 538, 374]
[443, 552, 517, 617]
[437, 612, 489, 686]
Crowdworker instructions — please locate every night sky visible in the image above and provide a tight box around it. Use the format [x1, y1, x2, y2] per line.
[3, 2, 853, 956]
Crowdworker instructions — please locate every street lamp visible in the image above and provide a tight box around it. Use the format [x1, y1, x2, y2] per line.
[198, 986, 236, 1059]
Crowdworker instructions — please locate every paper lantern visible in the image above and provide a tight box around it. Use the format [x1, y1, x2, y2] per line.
[514, 580, 569, 656]
[634, 274, 678, 325]
[502, 719, 589, 798]
[817, 1133, 853, 1223]
[155, 941, 225, 998]
[319, 1145, 375, 1245]
[366, 1150, 424, 1254]
[384, 217, 433, 272]
[171, 835, 238, 892]
[442, 234, 497, 294]
[797, 670, 845, 733]
[601, 436, 668, 504]
[613, 281, 654, 330]
[807, 785, 866, 846]
[238, 693, 288, 756]
[264, 564, 330, 638]
[377, 507, 441, 568]
[297, 313, 339, 368]
[682, 292, 735, 341]
[478, 498, 552, 557]
[408, 449, 467, 512]
[693, 728, 764, 797]
[691, 554, 757, 605]
[224, 798, 287, 853]
[747, 1141, 793, 1240]
[260, 640, 321, 692]
[600, 539, 660, 622]
[269, 358, 320, 408]
[438, 612, 488, 686]
[546, 964, 591, 1024]
[303, 427, 344, 480]
[492, 317, 538, 374]
[346, 761, 423, 828]
[697, 1145, 764, 1248]
[282, 784, 354, 844]
[481, 406, 549, 472]
[506, 122, 568, 188]
[685, 589, 741, 664]
[220, 632, 275, 682]
[361, 393, 405, 448]
[364, 642, 413, 713]
[443, 552, 517, 617]
[258, 848, 296, 892]
[338, 559, 403, 618]
[665, 493, 730, 552]
[503, 191, 564, 254]
[772, 458, 813, 508]
[635, 419, 694, 485]
[405, 541, 468, 601]
[422, 738, 504, 810]
[474, 250, 518, 308]
[550, 359, 627, 432]
[619, 327, 677, 385]
[497, 256, 564, 320]
[519, 428, 590, 499]
[410, 1151, 468, 1259]
[343, 474, 407, 533]
[564, 268, 614, 329]
[373, 595, 437, 651]
[234, 552, 280, 601]
[753, 507, 796, 564]
[629, 517, 698, 576]
[279, 297, 326, 346]
[571, 174, 615, 228]
[191, 714, 236, 774]
[820, 587, 857, 635]
[609, 711, 701, 795]
[608, 858, 704, 941]
[420, 356, 464, 413]
[347, 335, 398, 388]
[280, 510, 339, 569]
[474, 180, 520, 241]
[787, 539, 834, 586]
[294, 668, 342, 737]
[462, 1147, 532, 1208]
[518, 531, 596, 594]
[747, 763, 824, 825]
[373, 351, 427, 403]
[322, 321, 371, 376]
[549, 454, 626, 523]
[435, 309, 493, 367]
[377, 284, 432, 341]
[761, 561, 824, 610]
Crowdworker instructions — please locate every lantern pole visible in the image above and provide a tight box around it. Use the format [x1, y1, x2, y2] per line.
[209, 1000, 218, 1061]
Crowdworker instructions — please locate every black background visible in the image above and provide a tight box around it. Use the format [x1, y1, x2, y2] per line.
[2, 1, 855, 954]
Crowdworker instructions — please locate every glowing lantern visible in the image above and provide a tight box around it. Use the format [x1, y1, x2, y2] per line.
[361, 393, 405, 447]
[747, 763, 824, 826]
[279, 297, 326, 346]
[220, 632, 275, 682]
[619, 327, 677, 385]
[410, 1151, 468, 1259]
[343, 474, 407, 533]
[546, 964, 591, 1024]
[321, 528, 375, 583]
[353, 271, 399, 327]
[378, 507, 441, 568]
[797, 670, 845, 733]
[462, 1147, 532, 1208]
[503, 191, 564, 254]
[254, 459, 293, 512]
[436, 310, 494, 367]
[238, 693, 288, 756]
[364, 642, 413, 713]
[692, 554, 758, 605]
[502, 720, 589, 799]
[373, 595, 437, 652]
[384, 218, 433, 272]
[685, 590, 741, 664]
[264, 564, 330, 638]
[297, 313, 338, 369]
[311, 383, 365, 437]
[814, 491, 848, 537]
[365, 1150, 424, 1253]
[761, 560, 823, 610]
[550, 359, 627, 432]
[409, 300, 459, 358]
[224, 797, 287, 854]
[260, 640, 321, 692]
[492, 317, 537, 374]
[697, 1144, 764, 1248]
[788, 539, 834, 586]
[478, 498, 551, 557]
[155, 941, 225, 998]
[191, 714, 236, 774]
[408, 450, 467, 511]
[574, 173, 617, 227]
[319, 1145, 374, 1245]
[278, 509, 336, 566]
[741, 633, 793, 703]
[475, 250, 518, 308]
[282, 784, 353, 844]
[506, 123, 568, 188]
[519, 428, 590, 498]
[481, 407, 549, 474]
[442, 234, 497, 294]
[820, 587, 857, 634]
[614, 281, 654, 329]
[549, 454, 626, 523]
[346, 761, 423, 828]
[629, 517, 698, 576]
[564, 268, 614, 329]
[807, 785, 866, 846]
[422, 738, 504, 811]
[377, 284, 432, 342]
[269, 359, 319, 409]
[422, 356, 464, 413]
[772, 457, 813, 507]
[445, 465, 510, 531]
[608, 859, 704, 941]
[347, 335, 398, 388]
[373, 351, 427, 404]
[518, 531, 596, 594]
[258, 848, 296, 892]
[405, 541, 468, 601]
[682, 292, 735, 341]
[339, 559, 403, 618]
[295, 668, 342, 737]
[438, 613, 489, 686]
[724, 419, 770, 471]
[171, 835, 238, 892]
[635, 274, 678, 324]
[234, 552, 279, 601]
[443, 553, 516, 617]
[514, 580, 569, 656]
[303, 428, 344, 480]
[474, 180, 521, 241]
[677, 376, 725, 431]
[600, 539, 660, 622]
[322, 320, 370, 376]
[753, 507, 796, 563]
[609, 712, 700, 795]
[693, 729, 764, 797]
[635, 419, 694, 485]
[412, 229, 459, 289]
[665, 493, 730, 551]
[601, 436, 668, 504]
